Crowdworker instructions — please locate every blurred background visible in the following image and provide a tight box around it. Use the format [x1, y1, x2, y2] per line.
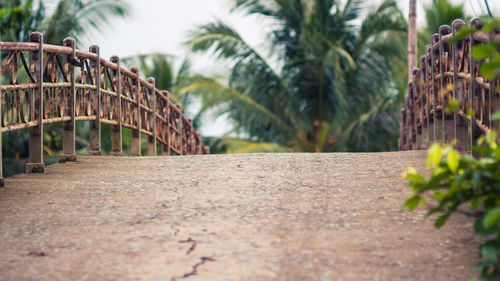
[1, 0, 499, 176]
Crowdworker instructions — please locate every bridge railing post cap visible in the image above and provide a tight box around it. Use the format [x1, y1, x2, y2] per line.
[470, 17, 483, 30]
[110, 56, 120, 63]
[89, 45, 100, 54]
[431, 33, 439, 42]
[439, 25, 451, 35]
[29, 32, 43, 42]
[452, 19, 465, 30]
[63, 37, 75, 46]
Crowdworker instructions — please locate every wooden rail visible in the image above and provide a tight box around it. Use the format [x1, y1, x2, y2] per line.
[399, 18, 500, 151]
[0, 32, 209, 186]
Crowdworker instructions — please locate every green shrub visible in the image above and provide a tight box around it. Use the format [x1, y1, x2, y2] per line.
[405, 131, 500, 280]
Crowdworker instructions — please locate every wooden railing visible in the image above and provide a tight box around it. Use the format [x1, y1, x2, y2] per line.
[0, 32, 209, 186]
[399, 18, 500, 151]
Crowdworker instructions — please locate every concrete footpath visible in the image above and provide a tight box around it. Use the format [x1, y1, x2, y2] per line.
[0, 152, 479, 280]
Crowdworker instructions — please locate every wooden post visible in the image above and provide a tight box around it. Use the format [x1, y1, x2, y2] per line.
[26, 32, 45, 174]
[408, 0, 417, 82]
[420, 56, 429, 149]
[440, 25, 455, 145]
[61, 37, 77, 162]
[162, 91, 170, 156]
[431, 34, 442, 144]
[413, 70, 422, 149]
[196, 133, 202, 155]
[188, 119, 195, 155]
[111, 56, 123, 156]
[452, 19, 468, 152]
[469, 18, 482, 151]
[490, 27, 500, 137]
[176, 104, 183, 155]
[0, 57, 3, 186]
[425, 45, 435, 144]
[131, 67, 141, 156]
[147, 78, 156, 156]
[88, 45, 101, 155]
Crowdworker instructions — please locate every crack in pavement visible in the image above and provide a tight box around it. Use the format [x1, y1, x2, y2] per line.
[179, 238, 197, 255]
[170, 257, 216, 281]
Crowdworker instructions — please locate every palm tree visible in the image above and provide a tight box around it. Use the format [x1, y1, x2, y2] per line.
[0, 0, 130, 45]
[424, 0, 465, 34]
[185, 0, 407, 152]
[0, 0, 44, 42]
[417, 0, 466, 61]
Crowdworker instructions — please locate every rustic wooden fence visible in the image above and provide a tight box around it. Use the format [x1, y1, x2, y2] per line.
[399, 18, 500, 151]
[0, 32, 209, 186]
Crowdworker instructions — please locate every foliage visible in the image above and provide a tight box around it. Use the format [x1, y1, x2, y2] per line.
[121, 53, 208, 131]
[185, 0, 407, 152]
[424, 0, 465, 34]
[417, 0, 467, 59]
[0, 0, 44, 41]
[406, 17, 500, 281]
[405, 133, 500, 280]
[0, 0, 130, 45]
[204, 137, 288, 154]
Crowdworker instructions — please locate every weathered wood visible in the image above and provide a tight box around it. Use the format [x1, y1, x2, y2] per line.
[26, 32, 45, 174]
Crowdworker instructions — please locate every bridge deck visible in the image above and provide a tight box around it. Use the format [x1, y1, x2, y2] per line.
[0, 152, 479, 280]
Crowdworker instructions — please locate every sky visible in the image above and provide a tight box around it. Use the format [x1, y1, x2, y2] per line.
[82, 0, 500, 136]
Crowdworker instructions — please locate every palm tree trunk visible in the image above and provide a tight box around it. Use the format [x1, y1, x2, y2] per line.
[408, 0, 417, 81]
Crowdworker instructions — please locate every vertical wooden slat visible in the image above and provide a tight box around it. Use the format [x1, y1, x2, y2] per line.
[61, 37, 76, 162]
[88, 45, 101, 155]
[176, 104, 183, 155]
[420, 55, 429, 149]
[452, 19, 468, 152]
[26, 32, 45, 174]
[188, 119, 195, 155]
[111, 56, 122, 156]
[430, 34, 441, 144]
[131, 67, 141, 156]
[470, 18, 482, 151]
[147, 78, 156, 156]
[440, 25, 455, 145]
[425, 45, 435, 144]
[162, 90, 170, 156]
[0, 49, 3, 186]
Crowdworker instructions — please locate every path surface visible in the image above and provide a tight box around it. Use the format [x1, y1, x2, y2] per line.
[0, 152, 480, 280]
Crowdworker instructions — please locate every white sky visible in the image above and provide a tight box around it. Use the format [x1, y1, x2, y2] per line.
[82, 0, 499, 136]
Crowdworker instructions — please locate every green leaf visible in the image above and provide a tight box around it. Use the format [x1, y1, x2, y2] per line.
[484, 19, 500, 33]
[492, 110, 500, 121]
[446, 149, 460, 173]
[483, 207, 500, 229]
[485, 131, 498, 150]
[427, 143, 442, 168]
[481, 244, 499, 262]
[449, 26, 476, 45]
[480, 60, 500, 80]
[474, 217, 496, 235]
[472, 44, 496, 60]
[471, 198, 480, 211]
[406, 172, 425, 184]
[445, 98, 460, 114]
[406, 196, 422, 211]
[434, 213, 450, 228]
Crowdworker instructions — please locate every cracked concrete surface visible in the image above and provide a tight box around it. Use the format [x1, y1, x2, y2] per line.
[0, 152, 480, 280]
